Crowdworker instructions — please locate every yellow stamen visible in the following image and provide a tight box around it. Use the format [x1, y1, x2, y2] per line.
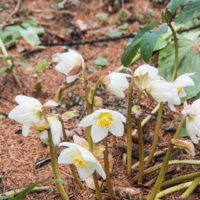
[70, 150, 92, 168]
[177, 87, 184, 94]
[97, 112, 113, 129]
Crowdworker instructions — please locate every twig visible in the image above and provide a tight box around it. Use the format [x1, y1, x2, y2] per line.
[7, 0, 22, 20]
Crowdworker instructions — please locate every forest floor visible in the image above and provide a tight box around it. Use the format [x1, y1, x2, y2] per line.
[0, 0, 200, 199]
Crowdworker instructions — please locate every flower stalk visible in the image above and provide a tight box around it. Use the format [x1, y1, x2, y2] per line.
[145, 103, 163, 167]
[126, 75, 134, 175]
[43, 112, 69, 200]
[103, 137, 115, 199]
[147, 118, 185, 200]
[58, 116, 83, 189]
[181, 176, 200, 198]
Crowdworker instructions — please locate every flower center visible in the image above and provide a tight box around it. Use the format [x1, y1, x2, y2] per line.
[177, 87, 184, 94]
[70, 150, 91, 168]
[97, 112, 113, 129]
[32, 105, 42, 118]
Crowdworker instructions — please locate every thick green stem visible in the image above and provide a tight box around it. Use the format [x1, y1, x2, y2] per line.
[169, 23, 179, 81]
[58, 117, 83, 189]
[162, 172, 200, 188]
[147, 118, 185, 200]
[126, 76, 134, 175]
[103, 137, 115, 199]
[181, 176, 200, 198]
[145, 103, 163, 167]
[43, 113, 69, 200]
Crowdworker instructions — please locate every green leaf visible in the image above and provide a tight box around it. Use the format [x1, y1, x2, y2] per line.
[173, 1, 200, 24]
[108, 29, 123, 37]
[9, 179, 48, 200]
[167, 0, 188, 15]
[179, 122, 189, 137]
[54, 179, 68, 185]
[0, 67, 9, 74]
[94, 56, 109, 66]
[34, 59, 49, 73]
[118, 23, 129, 30]
[96, 13, 108, 20]
[19, 26, 41, 46]
[158, 37, 200, 99]
[121, 20, 160, 67]
[140, 25, 168, 62]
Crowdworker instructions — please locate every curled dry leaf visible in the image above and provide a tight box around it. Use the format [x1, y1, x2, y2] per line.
[114, 186, 141, 198]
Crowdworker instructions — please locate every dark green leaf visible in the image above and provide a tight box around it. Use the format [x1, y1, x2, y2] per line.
[0, 67, 9, 74]
[121, 20, 160, 67]
[9, 179, 48, 200]
[96, 13, 108, 20]
[167, 0, 188, 15]
[140, 25, 168, 62]
[173, 1, 200, 24]
[158, 37, 200, 99]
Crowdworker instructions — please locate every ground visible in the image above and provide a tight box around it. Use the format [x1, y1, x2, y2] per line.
[0, 0, 200, 199]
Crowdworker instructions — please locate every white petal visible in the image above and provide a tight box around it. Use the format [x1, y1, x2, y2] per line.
[168, 103, 176, 111]
[15, 95, 41, 106]
[43, 100, 58, 107]
[77, 165, 96, 180]
[91, 123, 108, 143]
[40, 131, 48, 140]
[109, 121, 124, 137]
[94, 162, 106, 180]
[55, 62, 72, 75]
[66, 74, 79, 83]
[58, 147, 76, 164]
[111, 110, 126, 123]
[22, 123, 31, 136]
[79, 113, 95, 127]
[174, 73, 195, 87]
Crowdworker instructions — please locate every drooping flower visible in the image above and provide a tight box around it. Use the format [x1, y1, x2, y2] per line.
[101, 72, 131, 98]
[39, 116, 63, 146]
[173, 73, 195, 98]
[53, 49, 83, 83]
[182, 100, 200, 143]
[134, 64, 161, 90]
[8, 95, 42, 136]
[146, 79, 180, 106]
[79, 109, 126, 143]
[58, 142, 106, 180]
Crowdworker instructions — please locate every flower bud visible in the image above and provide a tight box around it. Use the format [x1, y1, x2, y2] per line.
[94, 96, 103, 107]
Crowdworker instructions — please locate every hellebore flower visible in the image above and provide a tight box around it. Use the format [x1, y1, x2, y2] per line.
[39, 116, 63, 146]
[134, 64, 160, 90]
[8, 95, 42, 136]
[182, 100, 200, 144]
[58, 142, 106, 180]
[79, 109, 126, 143]
[146, 79, 180, 106]
[53, 49, 83, 83]
[102, 72, 131, 98]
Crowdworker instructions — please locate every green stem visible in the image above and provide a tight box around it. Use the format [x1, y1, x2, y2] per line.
[103, 137, 115, 199]
[162, 172, 200, 188]
[181, 176, 200, 198]
[155, 181, 193, 199]
[147, 118, 185, 200]
[58, 117, 83, 189]
[145, 103, 163, 167]
[82, 65, 102, 200]
[126, 75, 134, 175]
[168, 23, 179, 81]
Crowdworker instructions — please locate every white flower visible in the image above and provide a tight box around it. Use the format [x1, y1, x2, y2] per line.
[134, 64, 161, 90]
[8, 95, 42, 136]
[173, 73, 195, 98]
[182, 100, 200, 144]
[40, 116, 63, 146]
[102, 72, 131, 98]
[58, 142, 106, 180]
[146, 79, 180, 106]
[79, 109, 126, 143]
[53, 49, 83, 83]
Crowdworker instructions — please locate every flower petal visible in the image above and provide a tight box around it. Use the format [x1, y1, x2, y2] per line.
[91, 123, 108, 143]
[58, 147, 76, 164]
[15, 95, 41, 106]
[79, 113, 95, 127]
[77, 165, 96, 180]
[109, 121, 124, 137]
[94, 162, 106, 179]
[22, 123, 31, 136]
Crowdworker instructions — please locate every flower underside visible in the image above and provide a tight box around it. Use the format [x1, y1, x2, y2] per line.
[32, 106, 42, 118]
[97, 112, 113, 129]
[70, 150, 92, 168]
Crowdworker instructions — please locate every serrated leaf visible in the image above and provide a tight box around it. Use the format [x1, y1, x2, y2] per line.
[108, 29, 122, 37]
[34, 59, 49, 73]
[94, 57, 109, 66]
[121, 20, 160, 67]
[158, 37, 200, 99]
[140, 25, 168, 62]
[173, 1, 200, 24]
[9, 179, 48, 200]
[96, 13, 108, 20]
